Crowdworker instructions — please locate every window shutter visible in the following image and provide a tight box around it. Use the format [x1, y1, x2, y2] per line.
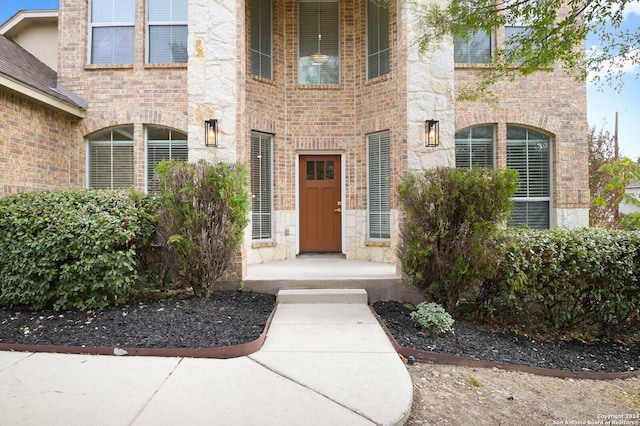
[368, 131, 391, 239]
[251, 132, 272, 240]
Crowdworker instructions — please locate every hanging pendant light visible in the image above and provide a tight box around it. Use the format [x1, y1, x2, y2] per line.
[311, 3, 326, 66]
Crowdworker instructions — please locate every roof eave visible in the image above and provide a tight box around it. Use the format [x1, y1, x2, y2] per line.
[0, 74, 85, 118]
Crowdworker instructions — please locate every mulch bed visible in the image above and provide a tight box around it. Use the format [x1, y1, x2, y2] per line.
[1, 292, 638, 374]
[372, 300, 640, 374]
[0, 291, 275, 349]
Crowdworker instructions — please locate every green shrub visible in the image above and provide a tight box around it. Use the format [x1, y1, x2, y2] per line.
[410, 302, 455, 335]
[0, 189, 158, 310]
[488, 228, 640, 338]
[156, 160, 249, 297]
[398, 167, 518, 310]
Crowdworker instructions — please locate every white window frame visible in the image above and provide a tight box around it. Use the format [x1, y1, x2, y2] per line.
[454, 125, 495, 169]
[298, 0, 341, 85]
[506, 125, 552, 229]
[146, 0, 188, 63]
[367, 131, 391, 240]
[454, 31, 494, 64]
[251, 132, 274, 241]
[366, 0, 389, 79]
[251, 0, 273, 79]
[145, 126, 188, 192]
[88, 0, 136, 65]
[87, 126, 135, 189]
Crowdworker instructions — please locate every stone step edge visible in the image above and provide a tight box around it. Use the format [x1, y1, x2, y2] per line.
[276, 288, 368, 304]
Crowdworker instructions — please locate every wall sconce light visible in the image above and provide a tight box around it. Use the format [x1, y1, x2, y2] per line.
[204, 118, 218, 147]
[425, 120, 439, 147]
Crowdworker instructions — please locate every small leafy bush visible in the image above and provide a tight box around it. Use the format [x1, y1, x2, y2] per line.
[0, 189, 158, 310]
[410, 302, 455, 335]
[487, 228, 640, 338]
[156, 160, 249, 297]
[398, 167, 518, 310]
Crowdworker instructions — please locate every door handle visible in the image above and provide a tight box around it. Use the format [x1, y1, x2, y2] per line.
[334, 208, 342, 213]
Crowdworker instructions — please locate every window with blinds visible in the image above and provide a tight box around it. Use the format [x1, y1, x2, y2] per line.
[367, 0, 389, 79]
[90, 0, 135, 64]
[146, 126, 188, 192]
[251, 132, 273, 240]
[454, 31, 492, 64]
[251, 0, 272, 78]
[368, 131, 391, 239]
[507, 125, 551, 229]
[298, 1, 340, 85]
[455, 125, 494, 169]
[147, 0, 188, 63]
[88, 127, 135, 189]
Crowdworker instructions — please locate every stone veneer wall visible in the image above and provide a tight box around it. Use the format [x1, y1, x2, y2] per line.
[0, 88, 81, 196]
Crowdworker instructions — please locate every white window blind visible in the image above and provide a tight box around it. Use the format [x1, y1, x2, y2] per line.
[88, 127, 134, 189]
[455, 125, 494, 169]
[367, 0, 389, 79]
[148, 0, 188, 63]
[251, 0, 272, 78]
[507, 126, 551, 229]
[146, 126, 188, 192]
[251, 132, 273, 240]
[298, 1, 340, 85]
[90, 0, 135, 64]
[454, 31, 492, 64]
[368, 131, 391, 239]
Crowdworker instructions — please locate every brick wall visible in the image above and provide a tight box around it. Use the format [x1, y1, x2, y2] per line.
[0, 88, 81, 196]
[454, 61, 590, 215]
[57, 0, 188, 191]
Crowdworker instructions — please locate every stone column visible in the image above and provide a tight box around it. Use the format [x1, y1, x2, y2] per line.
[188, 0, 240, 164]
[403, 0, 455, 171]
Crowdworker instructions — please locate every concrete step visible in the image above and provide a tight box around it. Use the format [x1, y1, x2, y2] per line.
[277, 288, 368, 304]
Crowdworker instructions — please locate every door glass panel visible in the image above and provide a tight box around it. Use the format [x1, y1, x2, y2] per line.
[307, 161, 315, 180]
[316, 161, 325, 180]
[326, 161, 334, 180]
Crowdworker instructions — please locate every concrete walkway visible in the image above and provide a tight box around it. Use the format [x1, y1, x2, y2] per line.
[0, 289, 413, 426]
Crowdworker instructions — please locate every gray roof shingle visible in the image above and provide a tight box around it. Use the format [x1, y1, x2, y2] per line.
[0, 34, 85, 110]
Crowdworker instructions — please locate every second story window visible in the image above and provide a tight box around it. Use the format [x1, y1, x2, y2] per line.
[299, 0, 340, 85]
[147, 0, 188, 63]
[90, 0, 135, 64]
[454, 31, 492, 64]
[367, 0, 389, 79]
[251, 0, 272, 79]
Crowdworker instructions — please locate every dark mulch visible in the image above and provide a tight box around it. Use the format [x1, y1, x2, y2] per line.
[0, 291, 275, 349]
[2, 293, 639, 374]
[372, 300, 640, 374]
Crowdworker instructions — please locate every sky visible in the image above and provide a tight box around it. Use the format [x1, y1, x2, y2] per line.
[1, 0, 639, 158]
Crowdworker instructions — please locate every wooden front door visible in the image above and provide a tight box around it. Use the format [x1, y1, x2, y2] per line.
[299, 155, 342, 252]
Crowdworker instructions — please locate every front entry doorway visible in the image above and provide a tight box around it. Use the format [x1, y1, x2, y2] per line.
[299, 155, 342, 252]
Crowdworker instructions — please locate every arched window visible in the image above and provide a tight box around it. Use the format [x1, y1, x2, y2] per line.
[455, 125, 494, 169]
[146, 126, 188, 192]
[507, 125, 551, 229]
[88, 126, 134, 189]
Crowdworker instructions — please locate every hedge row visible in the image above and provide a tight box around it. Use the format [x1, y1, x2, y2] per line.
[0, 189, 157, 310]
[486, 228, 640, 337]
